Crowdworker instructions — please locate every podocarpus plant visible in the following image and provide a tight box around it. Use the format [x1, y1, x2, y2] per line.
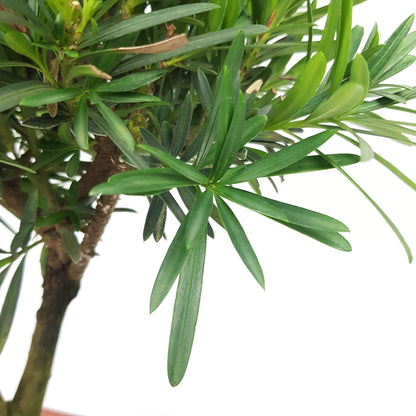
[0, 0, 415, 414]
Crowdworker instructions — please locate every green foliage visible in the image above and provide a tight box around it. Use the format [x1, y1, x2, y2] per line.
[0, 0, 415, 391]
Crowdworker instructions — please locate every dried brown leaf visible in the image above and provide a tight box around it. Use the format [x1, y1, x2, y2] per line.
[114, 34, 188, 54]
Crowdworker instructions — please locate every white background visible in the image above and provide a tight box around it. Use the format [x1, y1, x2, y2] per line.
[1, 1, 416, 415]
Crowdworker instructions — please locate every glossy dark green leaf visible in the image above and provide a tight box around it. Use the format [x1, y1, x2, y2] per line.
[239, 115, 267, 147]
[0, 81, 50, 112]
[96, 92, 161, 104]
[171, 92, 193, 156]
[194, 69, 213, 110]
[66, 151, 80, 178]
[279, 222, 352, 251]
[20, 89, 80, 107]
[0, 157, 36, 173]
[96, 102, 136, 151]
[81, 3, 219, 46]
[58, 225, 81, 264]
[217, 186, 349, 232]
[275, 153, 360, 175]
[215, 196, 265, 289]
[221, 130, 336, 184]
[35, 211, 69, 228]
[74, 98, 89, 150]
[150, 218, 191, 313]
[143, 196, 165, 241]
[88, 110, 147, 169]
[138, 144, 209, 185]
[10, 190, 38, 253]
[0, 256, 25, 355]
[184, 188, 213, 249]
[211, 91, 245, 181]
[90, 168, 198, 196]
[112, 25, 268, 76]
[95, 69, 166, 93]
[21, 114, 69, 130]
[168, 233, 206, 387]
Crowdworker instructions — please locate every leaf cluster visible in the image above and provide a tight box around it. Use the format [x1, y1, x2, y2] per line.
[0, 0, 415, 387]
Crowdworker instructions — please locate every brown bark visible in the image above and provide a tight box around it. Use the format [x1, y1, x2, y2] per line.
[0, 137, 124, 416]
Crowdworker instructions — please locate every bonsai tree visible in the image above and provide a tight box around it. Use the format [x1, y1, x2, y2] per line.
[0, 0, 415, 414]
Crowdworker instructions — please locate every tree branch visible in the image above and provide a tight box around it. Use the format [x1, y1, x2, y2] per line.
[0, 391, 7, 415]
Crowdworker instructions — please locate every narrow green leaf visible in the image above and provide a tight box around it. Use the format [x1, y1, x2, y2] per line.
[194, 69, 213, 110]
[20, 89, 80, 107]
[0, 257, 13, 270]
[275, 153, 360, 175]
[318, 151, 413, 262]
[211, 91, 245, 181]
[217, 186, 349, 232]
[0, 265, 10, 289]
[0, 256, 25, 354]
[138, 144, 209, 185]
[317, 0, 341, 57]
[184, 188, 213, 249]
[0, 158, 36, 173]
[112, 25, 268, 76]
[67, 64, 112, 81]
[0, 81, 50, 112]
[221, 130, 336, 184]
[96, 92, 161, 104]
[35, 211, 69, 228]
[66, 151, 80, 178]
[279, 222, 352, 251]
[307, 82, 365, 121]
[240, 115, 267, 148]
[96, 102, 135, 151]
[143, 196, 165, 241]
[81, 3, 220, 46]
[74, 98, 89, 150]
[90, 168, 198, 196]
[168, 233, 206, 387]
[95, 69, 166, 93]
[4, 30, 42, 67]
[267, 51, 326, 127]
[223, 29, 245, 84]
[329, 0, 353, 94]
[10, 190, 38, 253]
[215, 196, 265, 288]
[58, 225, 81, 264]
[171, 92, 193, 156]
[88, 110, 147, 169]
[349, 53, 369, 97]
[21, 115, 69, 130]
[368, 15, 414, 85]
[150, 218, 191, 313]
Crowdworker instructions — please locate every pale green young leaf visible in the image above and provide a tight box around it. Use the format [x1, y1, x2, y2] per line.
[307, 82, 365, 121]
[137, 144, 209, 185]
[4, 30, 42, 68]
[221, 130, 336, 184]
[329, 0, 353, 94]
[0, 256, 25, 355]
[90, 168, 198, 196]
[20, 89, 80, 107]
[168, 233, 206, 387]
[350, 53, 369, 97]
[267, 51, 326, 128]
[215, 196, 265, 289]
